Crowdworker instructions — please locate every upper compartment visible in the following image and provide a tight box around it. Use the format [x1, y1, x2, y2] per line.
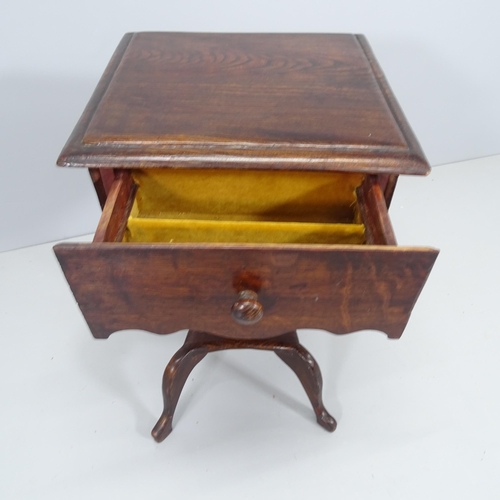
[57, 32, 430, 175]
[94, 169, 397, 247]
[123, 169, 366, 245]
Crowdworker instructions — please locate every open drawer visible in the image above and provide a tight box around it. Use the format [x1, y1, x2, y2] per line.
[54, 169, 438, 340]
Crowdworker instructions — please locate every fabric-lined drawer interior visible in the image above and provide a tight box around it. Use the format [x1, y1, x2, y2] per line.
[121, 169, 368, 245]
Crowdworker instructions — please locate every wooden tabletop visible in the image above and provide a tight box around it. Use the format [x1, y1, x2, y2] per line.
[58, 32, 429, 174]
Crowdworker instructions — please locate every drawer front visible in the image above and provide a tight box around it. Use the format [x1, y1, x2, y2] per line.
[54, 243, 437, 340]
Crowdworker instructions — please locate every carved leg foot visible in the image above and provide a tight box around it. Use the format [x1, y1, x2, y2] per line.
[151, 331, 208, 442]
[275, 333, 337, 432]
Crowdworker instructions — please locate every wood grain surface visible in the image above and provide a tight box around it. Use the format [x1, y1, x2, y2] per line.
[54, 243, 438, 340]
[58, 32, 429, 175]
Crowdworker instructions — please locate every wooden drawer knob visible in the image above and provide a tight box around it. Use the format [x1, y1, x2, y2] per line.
[231, 290, 264, 325]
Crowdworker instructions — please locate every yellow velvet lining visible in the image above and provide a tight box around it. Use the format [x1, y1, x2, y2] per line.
[123, 169, 366, 244]
[125, 218, 365, 244]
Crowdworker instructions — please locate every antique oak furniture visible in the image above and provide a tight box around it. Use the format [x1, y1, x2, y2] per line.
[54, 32, 438, 442]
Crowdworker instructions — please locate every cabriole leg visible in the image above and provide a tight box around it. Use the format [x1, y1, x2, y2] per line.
[274, 332, 336, 432]
[151, 330, 336, 442]
[151, 331, 208, 442]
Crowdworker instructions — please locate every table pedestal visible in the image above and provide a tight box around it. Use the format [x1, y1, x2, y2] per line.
[151, 330, 337, 442]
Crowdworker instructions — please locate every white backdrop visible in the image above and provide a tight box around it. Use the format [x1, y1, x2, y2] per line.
[1, 0, 499, 251]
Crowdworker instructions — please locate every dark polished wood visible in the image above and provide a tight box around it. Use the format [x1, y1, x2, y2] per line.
[383, 174, 399, 208]
[88, 168, 116, 209]
[231, 290, 264, 325]
[357, 175, 397, 245]
[54, 32, 439, 440]
[58, 32, 429, 175]
[151, 330, 335, 442]
[54, 242, 437, 340]
[92, 171, 136, 243]
[55, 172, 437, 341]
